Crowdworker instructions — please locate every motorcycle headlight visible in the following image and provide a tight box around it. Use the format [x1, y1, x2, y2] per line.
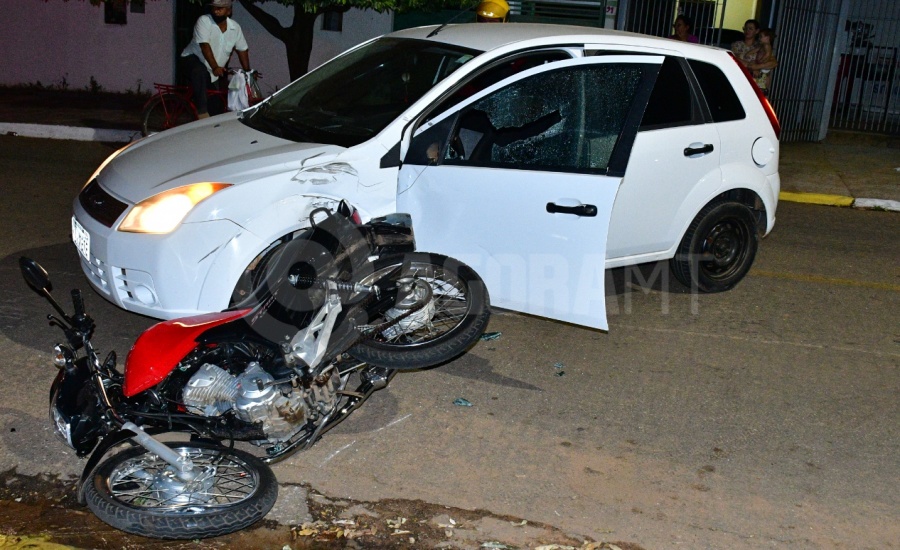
[118, 182, 231, 234]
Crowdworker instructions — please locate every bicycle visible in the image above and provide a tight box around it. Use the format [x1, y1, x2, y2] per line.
[141, 69, 261, 136]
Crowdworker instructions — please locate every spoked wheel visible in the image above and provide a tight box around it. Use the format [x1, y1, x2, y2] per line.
[142, 94, 195, 136]
[670, 201, 759, 292]
[349, 252, 490, 370]
[83, 441, 277, 539]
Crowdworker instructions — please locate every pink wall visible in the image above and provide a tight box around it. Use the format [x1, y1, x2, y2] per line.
[0, 0, 173, 93]
[0, 0, 391, 94]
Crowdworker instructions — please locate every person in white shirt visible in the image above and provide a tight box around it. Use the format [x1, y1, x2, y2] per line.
[180, 0, 251, 118]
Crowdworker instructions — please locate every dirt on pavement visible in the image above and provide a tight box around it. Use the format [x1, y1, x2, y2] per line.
[0, 469, 644, 550]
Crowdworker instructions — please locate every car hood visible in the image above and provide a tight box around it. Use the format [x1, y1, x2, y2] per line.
[102, 114, 346, 204]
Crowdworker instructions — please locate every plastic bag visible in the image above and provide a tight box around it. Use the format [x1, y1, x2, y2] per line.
[227, 71, 250, 111]
[246, 72, 262, 105]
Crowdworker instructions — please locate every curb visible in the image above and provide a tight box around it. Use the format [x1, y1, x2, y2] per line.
[0, 122, 139, 143]
[779, 191, 900, 212]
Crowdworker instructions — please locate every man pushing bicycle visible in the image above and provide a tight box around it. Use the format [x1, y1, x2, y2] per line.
[180, 0, 252, 118]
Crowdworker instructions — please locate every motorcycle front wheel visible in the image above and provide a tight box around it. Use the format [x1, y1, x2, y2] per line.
[349, 252, 490, 370]
[83, 441, 277, 539]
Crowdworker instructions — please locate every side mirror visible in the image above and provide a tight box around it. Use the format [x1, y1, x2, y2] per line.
[19, 257, 52, 294]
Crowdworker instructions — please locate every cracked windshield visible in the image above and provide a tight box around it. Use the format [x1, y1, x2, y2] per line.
[243, 38, 479, 147]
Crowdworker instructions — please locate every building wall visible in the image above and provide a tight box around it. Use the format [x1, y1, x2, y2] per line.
[0, 0, 391, 94]
[0, 0, 172, 93]
[234, 3, 392, 95]
[722, 0, 757, 30]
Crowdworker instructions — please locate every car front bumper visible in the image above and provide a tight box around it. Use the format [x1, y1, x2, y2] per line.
[73, 197, 263, 319]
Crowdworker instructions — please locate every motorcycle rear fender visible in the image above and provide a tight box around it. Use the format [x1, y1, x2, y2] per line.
[123, 308, 252, 397]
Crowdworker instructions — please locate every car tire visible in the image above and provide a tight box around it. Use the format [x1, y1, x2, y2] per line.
[670, 201, 758, 293]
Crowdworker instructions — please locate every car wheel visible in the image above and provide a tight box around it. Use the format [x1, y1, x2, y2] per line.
[230, 237, 292, 306]
[669, 201, 759, 293]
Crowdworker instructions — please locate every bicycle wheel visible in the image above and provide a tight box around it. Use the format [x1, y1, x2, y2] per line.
[142, 94, 195, 136]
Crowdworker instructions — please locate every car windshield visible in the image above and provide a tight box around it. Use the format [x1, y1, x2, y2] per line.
[242, 38, 480, 147]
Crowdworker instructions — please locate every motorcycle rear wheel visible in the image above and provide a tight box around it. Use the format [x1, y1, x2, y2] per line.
[349, 252, 490, 370]
[83, 441, 277, 539]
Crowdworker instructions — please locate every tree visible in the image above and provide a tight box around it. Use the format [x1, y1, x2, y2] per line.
[232, 0, 468, 81]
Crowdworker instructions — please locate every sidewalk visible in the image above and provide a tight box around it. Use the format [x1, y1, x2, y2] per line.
[1, 87, 898, 211]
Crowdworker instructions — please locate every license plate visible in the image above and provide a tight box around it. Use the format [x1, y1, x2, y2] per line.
[72, 217, 90, 260]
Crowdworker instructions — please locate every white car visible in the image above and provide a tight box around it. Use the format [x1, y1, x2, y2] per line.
[73, 23, 780, 330]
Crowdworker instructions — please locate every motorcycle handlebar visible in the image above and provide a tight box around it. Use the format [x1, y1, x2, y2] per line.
[71, 289, 85, 318]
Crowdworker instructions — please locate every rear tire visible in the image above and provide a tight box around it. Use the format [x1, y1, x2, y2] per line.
[83, 441, 277, 539]
[670, 201, 759, 292]
[349, 252, 490, 370]
[142, 94, 195, 136]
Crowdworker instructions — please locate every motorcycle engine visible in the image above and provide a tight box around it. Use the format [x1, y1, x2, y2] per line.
[181, 362, 339, 443]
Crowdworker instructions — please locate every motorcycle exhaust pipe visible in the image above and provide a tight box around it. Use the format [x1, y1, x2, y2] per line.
[121, 422, 197, 481]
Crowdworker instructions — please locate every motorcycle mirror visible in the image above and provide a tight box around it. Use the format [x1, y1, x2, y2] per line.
[19, 257, 52, 293]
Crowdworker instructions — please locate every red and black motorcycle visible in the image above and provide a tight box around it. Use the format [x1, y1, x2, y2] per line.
[21, 204, 489, 539]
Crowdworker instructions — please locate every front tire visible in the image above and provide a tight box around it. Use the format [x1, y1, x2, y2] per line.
[142, 94, 195, 136]
[349, 252, 490, 370]
[670, 201, 759, 292]
[83, 441, 277, 539]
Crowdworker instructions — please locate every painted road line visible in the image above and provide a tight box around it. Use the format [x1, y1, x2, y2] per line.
[778, 191, 854, 206]
[0, 122, 138, 143]
[751, 269, 900, 292]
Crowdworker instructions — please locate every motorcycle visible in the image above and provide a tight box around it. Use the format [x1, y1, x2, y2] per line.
[20, 203, 490, 539]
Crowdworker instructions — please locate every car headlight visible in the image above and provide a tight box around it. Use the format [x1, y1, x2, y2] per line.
[118, 182, 231, 234]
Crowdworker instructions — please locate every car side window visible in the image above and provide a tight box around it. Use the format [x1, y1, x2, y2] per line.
[428, 51, 572, 119]
[688, 59, 746, 122]
[640, 57, 697, 129]
[442, 63, 645, 173]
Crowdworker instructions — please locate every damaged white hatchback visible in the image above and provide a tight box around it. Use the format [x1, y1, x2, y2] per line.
[73, 23, 780, 330]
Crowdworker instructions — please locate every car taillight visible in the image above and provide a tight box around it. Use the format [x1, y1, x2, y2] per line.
[730, 52, 781, 140]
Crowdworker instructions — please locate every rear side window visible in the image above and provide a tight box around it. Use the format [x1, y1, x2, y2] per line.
[688, 60, 745, 122]
[640, 57, 695, 129]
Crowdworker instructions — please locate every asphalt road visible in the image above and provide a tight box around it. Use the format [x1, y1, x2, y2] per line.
[0, 136, 897, 549]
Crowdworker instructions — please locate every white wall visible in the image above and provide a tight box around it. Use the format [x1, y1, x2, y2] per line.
[0, 0, 172, 93]
[0, 0, 391, 95]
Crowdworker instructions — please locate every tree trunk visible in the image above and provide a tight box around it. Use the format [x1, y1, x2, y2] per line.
[285, 7, 319, 80]
[237, 0, 321, 82]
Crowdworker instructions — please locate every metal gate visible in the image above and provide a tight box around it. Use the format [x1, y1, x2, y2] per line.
[618, 0, 729, 46]
[827, 1, 900, 135]
[770, 0, 845, 142]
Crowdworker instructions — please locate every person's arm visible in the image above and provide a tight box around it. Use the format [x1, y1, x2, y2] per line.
[749, 55, 778, 71]
[237, 49, 251, 72]
[200, 43, 226, 78]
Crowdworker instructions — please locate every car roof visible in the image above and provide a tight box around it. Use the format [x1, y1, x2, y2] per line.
[388, 23, 718, 55]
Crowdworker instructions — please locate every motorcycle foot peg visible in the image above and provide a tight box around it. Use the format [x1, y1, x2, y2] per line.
[360, 366, 392, 391]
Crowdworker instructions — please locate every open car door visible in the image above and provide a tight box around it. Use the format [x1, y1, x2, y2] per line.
[397, 55, 662, 329]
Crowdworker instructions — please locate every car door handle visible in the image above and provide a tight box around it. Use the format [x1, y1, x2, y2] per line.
[546, 203, 598, 217]
[684, 143, 714, 157]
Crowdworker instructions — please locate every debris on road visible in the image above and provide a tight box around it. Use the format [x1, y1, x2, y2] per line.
[453, 397, 473, 407]
[480, 331, 502, 341]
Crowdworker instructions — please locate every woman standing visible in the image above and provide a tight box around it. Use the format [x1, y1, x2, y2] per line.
[731, 19, 761, 66]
